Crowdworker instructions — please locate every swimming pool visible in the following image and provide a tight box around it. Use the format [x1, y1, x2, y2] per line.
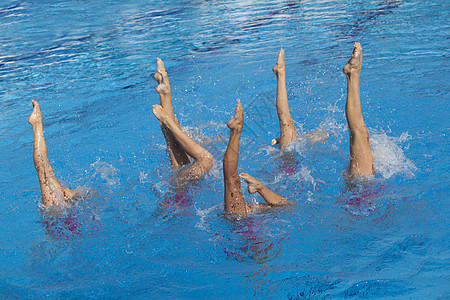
[1, 0, 448, 298]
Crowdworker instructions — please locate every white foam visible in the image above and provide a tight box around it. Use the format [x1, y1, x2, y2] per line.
[139, 171, 149, 183]
[195, 204, 221, 231]
[371, 132, 417, 179]
[295, 165, 325, 190]
[154, 180, 170, 195]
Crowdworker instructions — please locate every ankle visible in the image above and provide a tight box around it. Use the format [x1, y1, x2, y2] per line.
[346, 74, 360, 83]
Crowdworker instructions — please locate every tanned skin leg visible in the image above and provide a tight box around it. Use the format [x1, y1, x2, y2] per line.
[239, 173, 291, 208]
[343, 43, 374, 176]
[154, 58, 190, 167]
[221, 101, 291, 214]
[271, 49, 329, 146]
[153, 104, 213, 182]
[223, 100, 247, 215]
[28, 100, 76, 207]
[271, 49, 298, 149]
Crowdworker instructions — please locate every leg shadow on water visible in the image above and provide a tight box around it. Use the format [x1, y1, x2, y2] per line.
[154, 184, 196, 220]
[41, 188, 102, 239]
[221, 214, 286, 265]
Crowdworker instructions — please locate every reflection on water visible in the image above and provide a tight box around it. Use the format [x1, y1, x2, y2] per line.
[338, 177, 389, 218]
[155, 185, 195, 220]
[222, 215, 284, 264]
[42, 205, 102, 239]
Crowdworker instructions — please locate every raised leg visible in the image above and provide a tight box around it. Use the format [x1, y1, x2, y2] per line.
[239, 173, 291, 207]
[153, 105, 213, 181]
[154, 58, 190, 167]
[223, 100, 247, 215]
[343, 43, 374, 176]
[272, 49, 298, 149]
[28, 100, 76, 207]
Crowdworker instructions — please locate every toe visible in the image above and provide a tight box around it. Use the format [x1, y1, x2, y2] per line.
[239, 173, 249, 181]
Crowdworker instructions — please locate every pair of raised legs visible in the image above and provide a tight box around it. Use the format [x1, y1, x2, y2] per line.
[223, 100, 291, 215]
[271, 44, 373, 176]
[152, 58, 213, 184]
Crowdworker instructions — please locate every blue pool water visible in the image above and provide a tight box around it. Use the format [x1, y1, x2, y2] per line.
[1, 0, 449, 298]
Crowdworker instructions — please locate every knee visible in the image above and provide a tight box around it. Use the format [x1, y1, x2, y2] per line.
[350, 125, 370, 140]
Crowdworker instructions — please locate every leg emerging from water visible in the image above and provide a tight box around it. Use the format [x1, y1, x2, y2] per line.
[223, 100, 247, 215]
[28, 100, 76, 207]
[239, 173, 291, 207]
[343, 43, 374, 176]
[153, 105, 213, 182]
[154, 58, 190, 167]
[272, 49, 298, 149]
[223, 101, 291, 215]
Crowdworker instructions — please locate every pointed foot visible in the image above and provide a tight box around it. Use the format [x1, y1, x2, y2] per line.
[28, 100, 43, 127]
[152, 104, 170, 125]
[227, 100, 244, 131]
[239, 173, 263, 194]
[154, 58, 170, 95]
[343, 42, 363, 76]
[154, 58, 167, 82]
[272, 48, 286, 76]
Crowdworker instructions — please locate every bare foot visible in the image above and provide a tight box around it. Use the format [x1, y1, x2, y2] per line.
[272, 48, 285, 77]
[154, 58, 167, 82]
[271, 137, 280, 146]
[28, 100, 43, 127]
[239, 173, 263, 194]
[152, 104, 170, 125]
[227, 100, 244, 131]
[154, 58, 170, 95]
[343, 42, 362, 76]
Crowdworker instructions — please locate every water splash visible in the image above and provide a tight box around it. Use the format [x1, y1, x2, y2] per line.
[91, 159, 120, 186]
[195, 204, 221, 231]
[371, 132, 417, 179]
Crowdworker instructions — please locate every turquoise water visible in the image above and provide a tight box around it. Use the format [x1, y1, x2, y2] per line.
[1, 0, 449, 298]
